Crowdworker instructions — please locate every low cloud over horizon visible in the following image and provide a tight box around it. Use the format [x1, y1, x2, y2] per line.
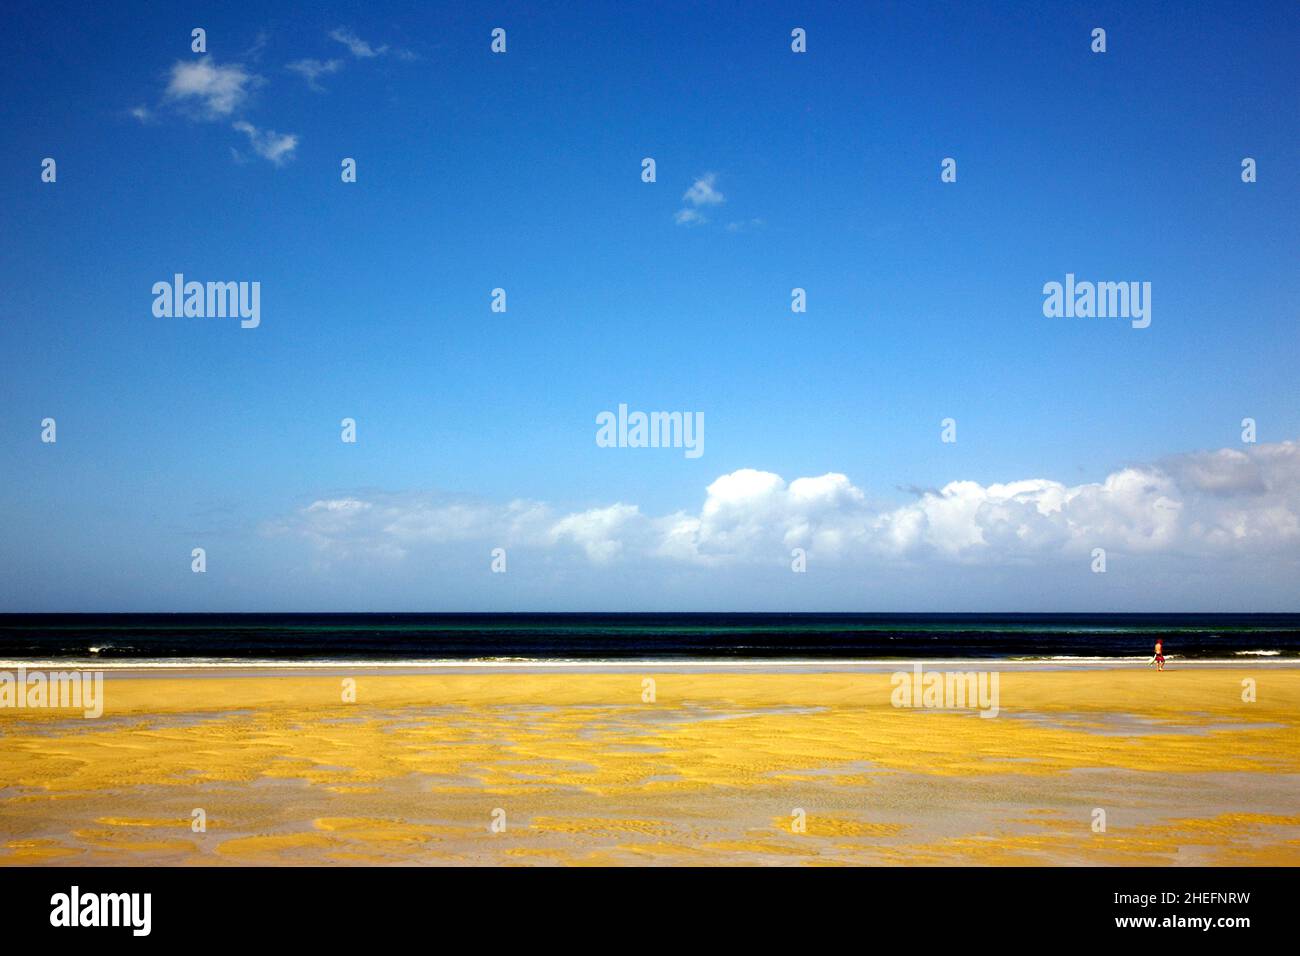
[270, 440, 1300, 582]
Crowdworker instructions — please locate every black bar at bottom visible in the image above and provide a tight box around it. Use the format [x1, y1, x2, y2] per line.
[0, 866, 1291, 943]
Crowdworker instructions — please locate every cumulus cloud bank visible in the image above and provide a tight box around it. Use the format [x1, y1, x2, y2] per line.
[269, 441, 1300, 571]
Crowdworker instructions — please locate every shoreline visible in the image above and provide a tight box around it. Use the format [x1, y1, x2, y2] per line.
[0, 657, 1295, 678]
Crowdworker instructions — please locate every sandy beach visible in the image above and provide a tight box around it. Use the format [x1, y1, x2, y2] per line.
[1, 664, 1297, 866]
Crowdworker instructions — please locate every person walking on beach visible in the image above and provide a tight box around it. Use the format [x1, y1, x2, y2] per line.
[1153, 639, 1165, 672]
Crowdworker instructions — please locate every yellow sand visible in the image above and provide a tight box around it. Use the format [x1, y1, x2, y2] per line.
[0, 668, 1297, 865]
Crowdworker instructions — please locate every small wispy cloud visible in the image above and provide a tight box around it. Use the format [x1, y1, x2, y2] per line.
[244, 31, 269, 60]
[290, 30, 413, 88]
[287, 57, 344, 91]
[683, 173, 725, 207]
[142, 54, 299, 165]
[675, 173, 725, 226]
[232, 121, 298, 165]
[725, 218, 764, 233]
[164, 58, 261, 118]
[330, 27, 388, 58]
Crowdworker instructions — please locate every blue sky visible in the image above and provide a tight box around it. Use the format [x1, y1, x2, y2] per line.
[1, 1, 1297, 611]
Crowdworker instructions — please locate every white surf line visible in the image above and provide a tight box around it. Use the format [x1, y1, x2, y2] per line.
[1, 657, 1296, 671]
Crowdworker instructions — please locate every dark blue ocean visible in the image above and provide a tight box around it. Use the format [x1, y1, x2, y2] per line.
[0, 613, 1297, 662]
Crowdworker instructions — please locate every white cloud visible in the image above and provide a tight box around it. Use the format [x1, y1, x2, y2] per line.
[232, 121, 298, 165]
[675, 173, 730, 227]
[268, 494, 553, 565]
[164, 58, 261, 118]
[1159, 445, 1282, 496]
[287, 58, 344, 90]
[129, 104, 153, 123]
[330, 27, 388, 58]
[550, 504, 643, 562]
[269, 441, 1300, 573]
[683, 173, 724, 207]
